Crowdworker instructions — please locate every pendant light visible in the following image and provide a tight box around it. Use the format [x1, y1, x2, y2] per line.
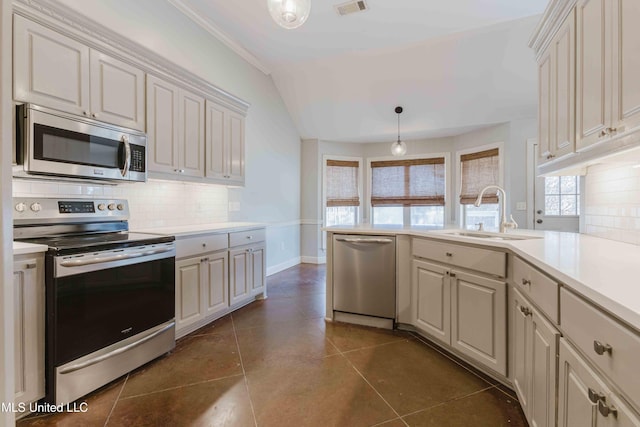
[267, 0, 311, 29]
[391, 106, 407, 156]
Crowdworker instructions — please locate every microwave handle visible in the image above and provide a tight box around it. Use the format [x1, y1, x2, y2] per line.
[120, 135, 131, 177]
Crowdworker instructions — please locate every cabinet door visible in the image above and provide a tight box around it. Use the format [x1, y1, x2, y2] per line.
[511, 287, 531, 416]
[552, 9, 576, 160]
[203, 251, 228, 317]
[451, 270, 506, 375]
[538, 49, 553, 163]
[205, 101, 227, 180]
[530, 308, 560, 427]
[611, 0, 640, 133]
[411, 259, 450, 345]
[175, 257, 204, 331]
[13, 14, 90, 115]
[147, 75, 180, 174]
[576, 0, 612, 150]
[89, 50, 145, 130]
[227, 110, 245, 185]
[178, 90, 205, 177]
[13, 256, 44, 405]
[229, 247, 250, 305]
[250, 245, 265, 295]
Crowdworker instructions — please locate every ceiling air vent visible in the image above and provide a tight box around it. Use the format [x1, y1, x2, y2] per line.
[334, 0, 368, 16]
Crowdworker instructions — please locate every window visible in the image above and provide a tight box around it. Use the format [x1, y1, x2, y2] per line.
[370, 157, 445, 228]
[324, 159, 360, 226]
[459, 147, 501, 231]
[544, 176, 580, 216]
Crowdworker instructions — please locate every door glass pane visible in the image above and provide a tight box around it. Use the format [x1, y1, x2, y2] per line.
[560, 195, 577, 215]
[545, 195, 560, 215]
[545, 176, 559, 194]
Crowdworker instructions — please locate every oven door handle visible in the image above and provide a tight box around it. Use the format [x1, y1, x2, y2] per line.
[120, 135, 131, 177]
[58, 321, 175, 375]
[59, 246, 173, 267]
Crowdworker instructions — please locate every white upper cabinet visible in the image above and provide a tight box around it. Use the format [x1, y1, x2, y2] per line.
[576, 0, 640, 151]
[146, 75, 205, 178]
[14, 15, 145, 131]
[537, 9, 575, 165]
[205, 100, 245, 185]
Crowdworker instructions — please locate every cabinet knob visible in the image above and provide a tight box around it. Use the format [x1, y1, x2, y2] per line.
[202, 243, 207, 248]
[519, 305, 532, 317]
[593, 340, 612, 356]
[588, 388, 605, 404]
[599, 129, 608, 138]
[91, 113, 97, 118]
[82, 111, 88, 116]
[449, 272, 456, 278]
[25, 263, 36, 269]
[546, 154, 555, 160]
[521, 278, 531, 286]
[598, 400, 618, 418]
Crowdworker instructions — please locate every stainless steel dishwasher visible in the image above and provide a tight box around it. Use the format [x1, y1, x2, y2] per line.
[332, 234, 396, 319]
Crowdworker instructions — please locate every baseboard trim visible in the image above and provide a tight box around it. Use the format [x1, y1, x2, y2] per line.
[301, 256, 326, 264]
[266, 257, 301, 276]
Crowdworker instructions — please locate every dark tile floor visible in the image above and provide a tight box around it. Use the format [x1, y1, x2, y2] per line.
[18, 264, 527, 427]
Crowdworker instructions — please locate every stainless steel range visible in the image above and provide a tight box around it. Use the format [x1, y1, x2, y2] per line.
[13, 197, 176, 405]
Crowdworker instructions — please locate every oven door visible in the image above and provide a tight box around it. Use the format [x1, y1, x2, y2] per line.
[49, 242, 176, 367]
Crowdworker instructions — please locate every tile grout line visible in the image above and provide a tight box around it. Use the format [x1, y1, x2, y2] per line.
[117, 372, 246, 400]
[398, 384, 495, 420]
[103, 374, 129, 427]
[231, 314, 259, 427]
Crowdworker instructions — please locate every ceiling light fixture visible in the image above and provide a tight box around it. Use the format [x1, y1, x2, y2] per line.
[267, 0, 311, 29]
[391, 106, 407, 156]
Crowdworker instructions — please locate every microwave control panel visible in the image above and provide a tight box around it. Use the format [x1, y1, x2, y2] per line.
[130, 145, 145, 172]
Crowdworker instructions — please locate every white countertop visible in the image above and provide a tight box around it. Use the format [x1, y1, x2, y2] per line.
[325, 225, 640, 332]
[13, 241, 48, 255]
[135, 222, 265, 238]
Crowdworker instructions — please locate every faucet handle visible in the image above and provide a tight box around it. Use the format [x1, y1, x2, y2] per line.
[506, 215, 518, 230]
[476, 222, 484, 231]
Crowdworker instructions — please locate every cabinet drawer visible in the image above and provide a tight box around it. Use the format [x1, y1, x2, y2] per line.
[512, 256, 559, 324]
[412, 238, 506, 277]
[229, 228, 265, 247]
[176, 233, 228, 259]
[560, 288, 640, 409]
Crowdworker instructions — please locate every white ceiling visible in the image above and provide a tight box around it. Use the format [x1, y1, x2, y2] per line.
[169, 0, 548, 142]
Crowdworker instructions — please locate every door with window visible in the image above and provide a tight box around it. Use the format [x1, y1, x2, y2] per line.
[534, 175, 580, 231]
[370, 157, 446, 228]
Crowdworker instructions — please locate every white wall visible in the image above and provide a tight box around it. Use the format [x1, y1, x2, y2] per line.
[32, 0, 303, 273]
[583, 163, 640, 245]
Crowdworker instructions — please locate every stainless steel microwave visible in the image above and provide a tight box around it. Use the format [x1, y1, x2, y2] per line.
[15, 104, 147, 182]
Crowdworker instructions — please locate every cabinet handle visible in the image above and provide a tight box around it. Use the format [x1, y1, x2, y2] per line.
[445, 252, 453, 257]
[519, 306, 532, 317]
[521, 278, 531, 286]
[25, 263, 37, 269]
[599, 129, 608, 138]
[598, 400, 618, 418]
[546, 154, 555, 160]
[201, 257, 209, 262]
[607, 127, 617, 135]
[588, 388, 605, 404]
[593, 340, 613, 356]
[450, 272, 456, 278]
[246, 235, 253, 240]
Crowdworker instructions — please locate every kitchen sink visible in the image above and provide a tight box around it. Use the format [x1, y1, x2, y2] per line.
[440, 230, 543, 241]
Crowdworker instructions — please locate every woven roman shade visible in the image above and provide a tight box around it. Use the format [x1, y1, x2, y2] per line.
[371, 158, 445, 206]
[326, 160, 360, 207]
[459, 148, 500, 204]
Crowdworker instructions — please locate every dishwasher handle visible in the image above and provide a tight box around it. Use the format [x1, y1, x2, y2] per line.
[335, 237, 394, 244]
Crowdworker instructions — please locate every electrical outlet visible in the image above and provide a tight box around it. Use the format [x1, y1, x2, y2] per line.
[516, 202, 527, 211]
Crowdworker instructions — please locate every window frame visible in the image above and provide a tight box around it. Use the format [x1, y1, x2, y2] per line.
[455, 142, 504, 230]
[322, 155, 363, 227]
[366, 152, 451, 227]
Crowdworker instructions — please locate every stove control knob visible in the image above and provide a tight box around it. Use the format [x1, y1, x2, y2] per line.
[30, 202, 42, 212]
[117, 203, 124, 211]
[108, 203, 116, 210]
[15, 203, 26, 212]
[97, 203, 106, 211]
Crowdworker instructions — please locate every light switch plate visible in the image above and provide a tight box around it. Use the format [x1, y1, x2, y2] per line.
[516, 202, 527, 211]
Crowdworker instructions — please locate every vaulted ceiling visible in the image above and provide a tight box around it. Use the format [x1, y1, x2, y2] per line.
[172, 1, 548, 142]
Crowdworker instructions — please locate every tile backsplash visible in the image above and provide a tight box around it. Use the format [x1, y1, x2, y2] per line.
[583, 163, 640, 245]
[12, 178, 229, 230]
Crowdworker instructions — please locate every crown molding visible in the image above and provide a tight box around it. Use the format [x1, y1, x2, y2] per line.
[528, 0, 575, 60]
[12, 0, 250, 114]
[166, 0, 271, 76]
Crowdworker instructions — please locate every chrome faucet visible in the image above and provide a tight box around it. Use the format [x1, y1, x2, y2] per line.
[474, 185, 518, 233]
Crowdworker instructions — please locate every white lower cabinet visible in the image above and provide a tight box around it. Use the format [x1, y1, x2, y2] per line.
[511, 286, 560, 427]
[13, 253, 45, 409]
[175, 250, 228, 332]
[229, 243, 265, 306]
[410, 239, 507, 376]
[558, 338, 640, 427]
